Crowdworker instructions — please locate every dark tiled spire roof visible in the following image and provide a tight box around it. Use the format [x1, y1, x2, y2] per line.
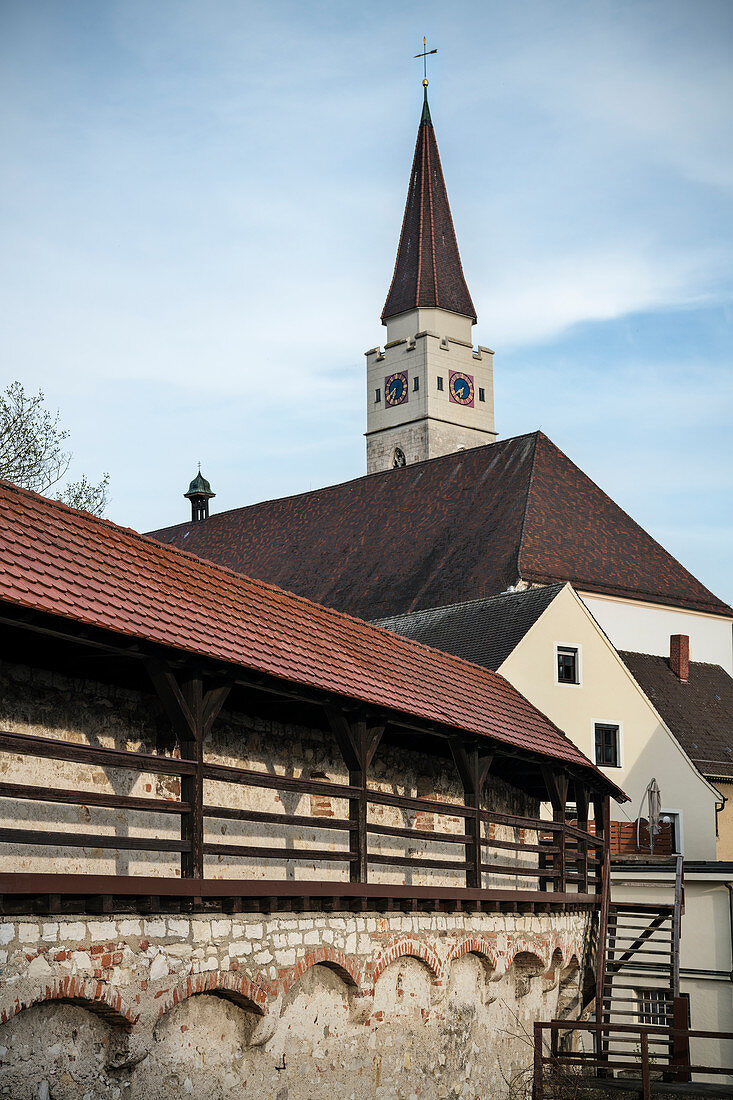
[382, 90, 477, 324]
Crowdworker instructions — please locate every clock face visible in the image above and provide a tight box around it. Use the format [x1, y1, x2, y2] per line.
[384, 372, 408, 408]
[449, 371, 475, 407]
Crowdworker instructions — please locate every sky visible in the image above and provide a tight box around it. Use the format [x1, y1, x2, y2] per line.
[1, 0, 732, 605]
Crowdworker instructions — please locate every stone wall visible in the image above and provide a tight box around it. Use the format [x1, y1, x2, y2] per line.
[0, 909, 590, 1100]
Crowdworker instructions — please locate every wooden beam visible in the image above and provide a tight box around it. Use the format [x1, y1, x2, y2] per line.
[450, 739, 493, 890]
[326, 708, 385, 885]
[145, 663, 233, 881]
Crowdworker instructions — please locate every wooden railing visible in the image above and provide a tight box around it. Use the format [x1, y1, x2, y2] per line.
[0, 730, 603, 910]
[533, 1019, 733, 1099]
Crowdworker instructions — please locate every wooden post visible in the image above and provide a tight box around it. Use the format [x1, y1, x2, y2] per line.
[533, 1021, 544, 1100]
[640, 1030, 651, 1100]
[326, 708, 384, 884]
[594, 794, 612, 1056]
[575, 782, 590, 893]
[181, 674, 204, 879]
[146, 660, 232, 880]
[541, 767, 569, 893]
[450, 740, 492, 890]
[672, 995, 691, 1082]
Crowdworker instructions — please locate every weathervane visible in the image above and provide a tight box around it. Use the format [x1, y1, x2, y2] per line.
[414, 36, 437, 87]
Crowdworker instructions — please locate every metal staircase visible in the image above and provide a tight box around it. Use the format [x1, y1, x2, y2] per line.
[600, 856, 684, 1060]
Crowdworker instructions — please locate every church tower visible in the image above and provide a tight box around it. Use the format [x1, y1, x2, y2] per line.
[365, 83, 497, 473]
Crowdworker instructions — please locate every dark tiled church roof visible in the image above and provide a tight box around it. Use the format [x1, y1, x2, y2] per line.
[148, 432, 732, 622]
[620, 652, 733, 781]
[375, 585, 566, 671]
[381, 91, 476, 323]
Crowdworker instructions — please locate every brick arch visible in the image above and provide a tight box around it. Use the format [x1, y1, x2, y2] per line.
[277, 946, 360, 997]
[372, 938, 441, 985]
[505, 942, 550, 974]
[441, 937, 501, 982]
[0, 976, 138, 1029]
[155, 971, 268, 1020]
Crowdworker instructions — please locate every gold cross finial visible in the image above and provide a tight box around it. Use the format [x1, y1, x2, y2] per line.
[414, 36, 437, 87]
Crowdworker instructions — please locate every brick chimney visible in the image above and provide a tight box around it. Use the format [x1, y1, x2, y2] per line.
[670, 634, 689, 682]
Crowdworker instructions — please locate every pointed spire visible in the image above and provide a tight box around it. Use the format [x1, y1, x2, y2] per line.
[382, 89, 476, 325]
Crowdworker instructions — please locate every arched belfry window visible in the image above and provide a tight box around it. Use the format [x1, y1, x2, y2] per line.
[392, 447, 407, 468]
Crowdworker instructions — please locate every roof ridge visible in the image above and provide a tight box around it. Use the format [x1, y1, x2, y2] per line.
[374, 582, 566, 624]
[514, 430, 542, 584]
[148, 432, 541, 538]
[518, 435, 732, 618]
[620, 650, 729, 675]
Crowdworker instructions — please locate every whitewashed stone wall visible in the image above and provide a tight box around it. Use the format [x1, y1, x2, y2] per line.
[0, 909, 589, 1100]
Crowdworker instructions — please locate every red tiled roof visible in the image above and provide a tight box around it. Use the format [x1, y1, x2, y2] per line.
[149, 432, 732, 622]
[382, 92, 477, 323]
[0, 478, 621, 793]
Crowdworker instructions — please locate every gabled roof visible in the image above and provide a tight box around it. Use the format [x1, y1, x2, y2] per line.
[149, 432, 732, 622]
[375, 585, 565, 671]
[382, 90, 476, 323]
[620, 652, 733, 781]
[0, 478, 623, 791]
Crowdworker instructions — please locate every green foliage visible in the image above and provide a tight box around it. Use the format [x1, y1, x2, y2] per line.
[0, 382, 109, 516]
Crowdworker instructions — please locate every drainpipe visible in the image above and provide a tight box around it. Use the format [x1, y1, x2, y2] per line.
[726, 883, 733, 983]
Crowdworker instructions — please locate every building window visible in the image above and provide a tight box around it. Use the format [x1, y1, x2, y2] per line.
[595, 723, 621, 768]
[437, 376, 444, 391]
[413, 376, 420, 392]
[375, 388, 381, 403]
[661, 811, 682, 854]
[556, 645, 579, 684]
[637, 989, 670, 1027]
[478, 387, 485, 402]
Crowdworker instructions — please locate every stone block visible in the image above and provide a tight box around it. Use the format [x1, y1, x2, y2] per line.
[118, 920, 142, 938]
[58, 921, 86, 941]
[17, 923, 39, 943]
[142, 918, 166, 939]
[0, 923, 14, 946]
[27, 953, 52, 979]
[166, 918, 189, 938]
[149, 954, 168, 981]
[88, 921, 116, 941]
[41, 923, 58, 942]
[211, 919, 231, 940]
[191, 920, 211, 942]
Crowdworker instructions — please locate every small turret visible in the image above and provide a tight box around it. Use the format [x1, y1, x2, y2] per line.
[184, 469, 215, 522]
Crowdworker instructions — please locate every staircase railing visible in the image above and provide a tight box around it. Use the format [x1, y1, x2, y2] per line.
[532, 1019, 733, 1100]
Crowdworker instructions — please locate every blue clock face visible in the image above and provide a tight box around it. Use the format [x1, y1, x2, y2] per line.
[449, 371, 475, 407]
[385, 372, 408, 408]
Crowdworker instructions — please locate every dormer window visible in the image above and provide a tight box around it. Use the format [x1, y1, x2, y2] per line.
[556, 645, 580, 685]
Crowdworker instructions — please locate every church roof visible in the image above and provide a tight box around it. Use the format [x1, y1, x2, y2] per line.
[0, 477, 622, 790]
[620, 652, 733, 782]
[382, 90, 477, 324]
[375, 585, 566, 671]
[148, 432, 732, 623]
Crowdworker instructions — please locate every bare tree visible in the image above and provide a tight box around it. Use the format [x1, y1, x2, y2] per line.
[0, 382, 109, 516]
